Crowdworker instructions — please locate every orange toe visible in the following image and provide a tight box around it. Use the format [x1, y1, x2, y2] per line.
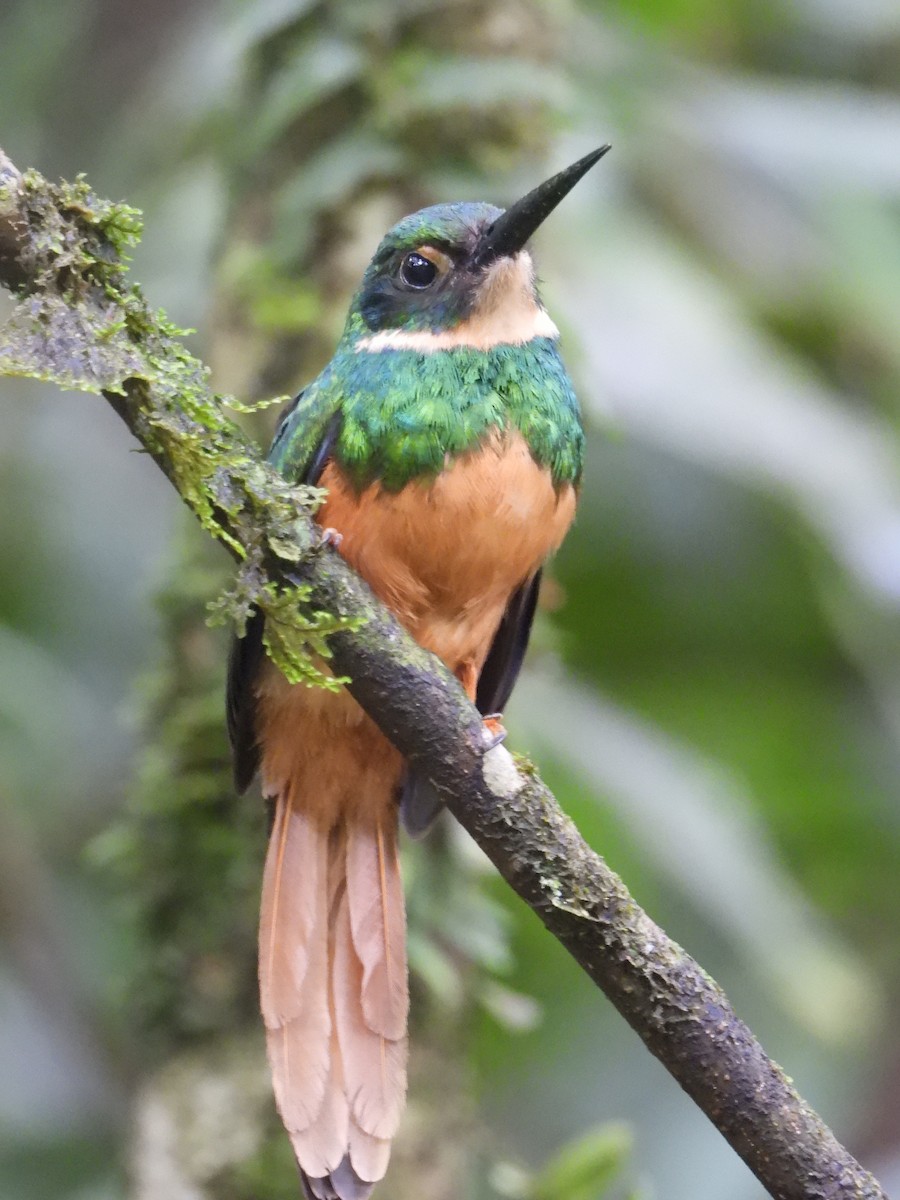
[482, 715, 507, 750]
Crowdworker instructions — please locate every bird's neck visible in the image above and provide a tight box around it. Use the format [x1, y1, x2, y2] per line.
[329, 336, 583, 492]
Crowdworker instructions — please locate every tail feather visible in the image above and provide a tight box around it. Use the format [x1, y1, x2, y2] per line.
[301, 1157, 374, 1200]
[260, 795, 324, 1021]
[259, 790, 408, 1199]
[346, 820, 408, 1041]
[333, 885, 407, 1140]
[348, 1120, 391, 1183]
[262, 797, 331, 1130]
[289, 1033, 349, 1176]
[332, 1154, 381, 1199]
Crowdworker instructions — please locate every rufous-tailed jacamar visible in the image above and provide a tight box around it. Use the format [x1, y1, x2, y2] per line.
[227, 146, 609, 1200]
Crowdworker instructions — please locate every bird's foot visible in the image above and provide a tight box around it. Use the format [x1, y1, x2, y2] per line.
[481, 714, 507, 751]
[318, 526, 343, 550]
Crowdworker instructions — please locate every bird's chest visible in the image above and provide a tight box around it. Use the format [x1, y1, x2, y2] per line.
[318, 430, 576, 659]
[333, 341, 583, 493]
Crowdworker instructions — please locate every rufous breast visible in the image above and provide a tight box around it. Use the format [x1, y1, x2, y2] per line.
[318, 427, 576, 670]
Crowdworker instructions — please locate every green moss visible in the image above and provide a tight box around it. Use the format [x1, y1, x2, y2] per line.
[0, 164, 356, 691]
[511, 751, 540, 776]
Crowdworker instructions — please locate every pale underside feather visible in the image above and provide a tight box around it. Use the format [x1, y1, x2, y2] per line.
[290, 1032, 349, 1176]
[261, 794, 331, 1131]
[289, 833, 354, 1175]
[333, 888, 408, 1140]
[348, 1120, 392, 1183]
[259, 795, 323, 1025]
[345, 820, 409, 1041]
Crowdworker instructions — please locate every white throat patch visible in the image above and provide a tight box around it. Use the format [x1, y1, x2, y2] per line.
[356, 252, 559, 353]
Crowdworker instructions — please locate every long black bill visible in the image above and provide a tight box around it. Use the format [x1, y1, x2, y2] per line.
[472, 144, 611, 269]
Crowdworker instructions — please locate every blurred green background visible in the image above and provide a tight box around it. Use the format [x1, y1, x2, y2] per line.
[0, 0, 899, 1197]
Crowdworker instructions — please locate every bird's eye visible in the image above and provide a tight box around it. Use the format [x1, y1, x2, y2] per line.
[400, 252, 438, 289]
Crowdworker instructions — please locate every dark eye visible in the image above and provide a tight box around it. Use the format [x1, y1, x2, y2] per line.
[400, 252, 438, 289]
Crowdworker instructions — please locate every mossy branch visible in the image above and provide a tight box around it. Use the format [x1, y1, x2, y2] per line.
[0, 150, 886, 1200]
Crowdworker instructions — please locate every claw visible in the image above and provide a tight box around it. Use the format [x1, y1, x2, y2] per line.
[482, 714, 507, 751]
[318, 526, 343, 549]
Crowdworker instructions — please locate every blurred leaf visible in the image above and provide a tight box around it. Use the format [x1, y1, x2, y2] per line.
[479, 981, 543, 1033]
[529, 1123, 633, 1200]
[683, 77, 900, 197]
[547, 207, 900, 608]
[248, 36, 364, 153]
[228, 0, 318, 48]
[272, 133, 403, 262]
[375, 52, 570, 125]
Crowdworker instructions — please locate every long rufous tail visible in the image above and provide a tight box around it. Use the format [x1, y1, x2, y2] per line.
[259, 787, 408, 1200]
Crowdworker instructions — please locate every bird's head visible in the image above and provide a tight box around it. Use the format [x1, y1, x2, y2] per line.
[345, 146, 610, 352]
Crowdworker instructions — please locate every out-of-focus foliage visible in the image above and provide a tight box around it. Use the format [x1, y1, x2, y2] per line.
[0, 0, 898, 1198]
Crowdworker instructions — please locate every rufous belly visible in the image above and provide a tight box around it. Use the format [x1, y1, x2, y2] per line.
[257, 427, 576, 819]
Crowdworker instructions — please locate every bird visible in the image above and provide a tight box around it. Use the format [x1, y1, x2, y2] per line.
[226, 145, 609, 1200]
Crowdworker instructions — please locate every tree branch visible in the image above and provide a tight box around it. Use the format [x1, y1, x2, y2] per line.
[0, 151, 886, 1200]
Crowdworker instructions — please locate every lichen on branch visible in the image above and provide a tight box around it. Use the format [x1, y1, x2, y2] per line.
[0, 156, 357, 686]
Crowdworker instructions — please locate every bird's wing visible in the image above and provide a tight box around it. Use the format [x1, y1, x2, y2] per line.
[475, 570, 542, 716]
[400, 571, 542, 837]
[227, 387, 343, 793]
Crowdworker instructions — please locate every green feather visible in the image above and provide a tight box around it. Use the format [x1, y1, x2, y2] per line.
[270, 338, 582, 492]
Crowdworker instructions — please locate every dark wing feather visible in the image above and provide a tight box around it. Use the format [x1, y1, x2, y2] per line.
[475, 570, 542, 715]
[400, 571, 542, 837]
[226, 399, 342, 793]
[227, 606, 268, 793]
[398, 775, 443, 840]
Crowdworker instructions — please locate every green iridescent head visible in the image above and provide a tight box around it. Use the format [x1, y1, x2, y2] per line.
[356, 202, 501, 334]
[347, 146, 611, 339]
